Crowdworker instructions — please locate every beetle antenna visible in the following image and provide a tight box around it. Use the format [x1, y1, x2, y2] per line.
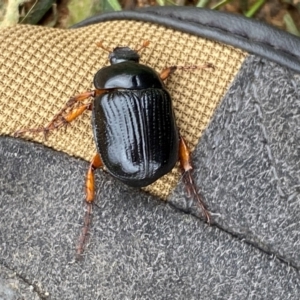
[135, 40, 150, 52]
[176, 63, 215, 72]
[96, 41, 112, 53]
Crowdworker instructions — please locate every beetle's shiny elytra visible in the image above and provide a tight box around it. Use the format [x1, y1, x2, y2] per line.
[14, 41, 212, 259]
[92, 49, 179, 187]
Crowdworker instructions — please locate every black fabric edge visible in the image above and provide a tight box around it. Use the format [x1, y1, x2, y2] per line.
[71, 7, 300, 74]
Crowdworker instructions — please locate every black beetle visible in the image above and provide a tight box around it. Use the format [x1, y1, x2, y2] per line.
[15, 41, 212, 259]
[92, 44, 179, 188]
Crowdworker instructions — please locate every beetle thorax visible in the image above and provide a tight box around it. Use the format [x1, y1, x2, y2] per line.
[109, 47, 140, 65]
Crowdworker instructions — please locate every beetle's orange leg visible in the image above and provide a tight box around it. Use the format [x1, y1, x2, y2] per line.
[76, 153, 103, 260]
[14, 89, 109, 139]
[160, 63, 214, 81]
[48, 88, 109, 124]
[179, 136, 211, 224]
[14, 102, 91, 139]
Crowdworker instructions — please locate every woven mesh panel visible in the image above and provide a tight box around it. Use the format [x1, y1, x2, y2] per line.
[0, 21, 247, 199]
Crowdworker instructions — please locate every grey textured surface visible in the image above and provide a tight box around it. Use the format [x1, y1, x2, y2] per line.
[1, 55, 300, 299]
[172, 55, 300, 268]
[0, 264, 40, 300]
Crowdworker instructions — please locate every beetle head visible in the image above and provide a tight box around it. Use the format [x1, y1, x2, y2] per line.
[109, 47, 140, 65]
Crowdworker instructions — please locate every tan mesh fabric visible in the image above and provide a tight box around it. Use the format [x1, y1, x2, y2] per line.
[0, 21, 247, 199]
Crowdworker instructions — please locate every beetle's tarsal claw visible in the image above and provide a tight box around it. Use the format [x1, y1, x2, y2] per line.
[42, 128, 50, 140]
[13, 128, 27, 137]
[206, 62, 215, 70]
[13, 130, 21, 137]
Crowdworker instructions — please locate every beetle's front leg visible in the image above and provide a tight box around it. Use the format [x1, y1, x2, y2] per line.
[159, 63, 214, 81]
[179, 136, 211, 224]
[14, 89, 108, 138]
[14, 102, 92, 138]
[76, 153, 103, 260]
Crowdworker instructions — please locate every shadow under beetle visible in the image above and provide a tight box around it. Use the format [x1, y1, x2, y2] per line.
[15, 41, 213, 259]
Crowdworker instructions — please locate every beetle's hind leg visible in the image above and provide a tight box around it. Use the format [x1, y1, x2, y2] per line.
[178, 136, 211, 224]
[159, 63, 214, 81]
[76, 153, 103, 260]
